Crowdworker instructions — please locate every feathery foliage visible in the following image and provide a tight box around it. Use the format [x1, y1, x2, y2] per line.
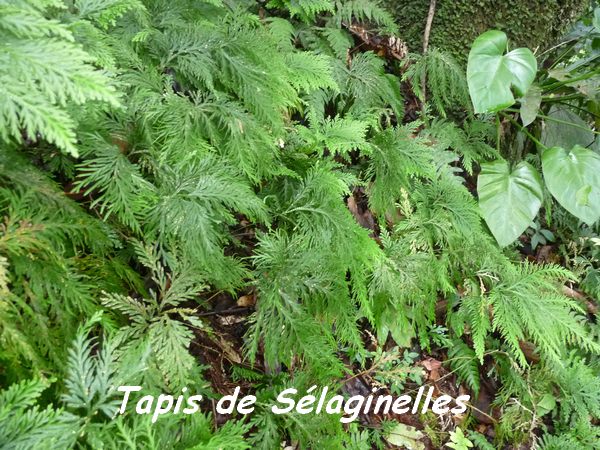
[1, 0, 599, 448]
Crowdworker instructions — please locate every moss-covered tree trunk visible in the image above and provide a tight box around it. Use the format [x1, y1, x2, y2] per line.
[387, 0, 590, 61]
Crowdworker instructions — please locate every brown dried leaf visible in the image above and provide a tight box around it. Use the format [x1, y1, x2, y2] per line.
[237, 294, 256, 307]
[421, 357, 442, 372]
[347, 193, 375, 230]
[421, 357, 442, 381]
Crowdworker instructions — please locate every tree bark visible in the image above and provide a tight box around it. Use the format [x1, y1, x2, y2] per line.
[385, 0, 590, 62]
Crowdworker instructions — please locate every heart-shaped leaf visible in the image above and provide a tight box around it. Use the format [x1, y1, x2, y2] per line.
[542, 145, 600, 225]
[467, 30, 537, 114]
[519, 85, 542, 126]
[478, 160, 543, 246]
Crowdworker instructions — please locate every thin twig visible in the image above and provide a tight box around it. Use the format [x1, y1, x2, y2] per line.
[421, 0, 436, 120]
[500, 112, 546, 150]
[197, 307, 253, 317]
[422, 0, 437, 66]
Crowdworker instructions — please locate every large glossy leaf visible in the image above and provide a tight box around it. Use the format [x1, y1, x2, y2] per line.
[478, 160, 543, 246]
[467, 30, 537, 114]
[542, 145, 600, 225]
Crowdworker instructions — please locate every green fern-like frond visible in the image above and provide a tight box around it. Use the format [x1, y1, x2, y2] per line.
[489, 263, 599, 366]
[366, 122, 434, 215]
[335, 51, 404, 120]
[447, 340, 480, 395]
[285, 51, 339, 93]
[427, 119, 498, 175]
[74, 134, 153, 233]
[0, 0, 119, 156]
[73, 0, 146, 29]
[268, 0, 335, 22]
[322, 27, 354, 59]
[403, 48, 470, 118]
[457, 287, 491, 363]
[554, 352, 600, 426]
[333, 0, 398, 35]
[0, 378, 78, 450]
[63, 322, 121, 417]
[101, 244, 208, 388]
[297, 116, 369, 159]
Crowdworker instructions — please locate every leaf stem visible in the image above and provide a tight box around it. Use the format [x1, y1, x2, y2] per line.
[538, 36, 579, 59]
[420, 0, 437, 125]
[542, 69, 600, 93]
[500, 112, 546, 150]
[496, 113, 501, 154]
[541, 93, 583, 102]
[551, 100, 600, 119]
[536, 113, 600, 135]
[506, 108, 599, 134]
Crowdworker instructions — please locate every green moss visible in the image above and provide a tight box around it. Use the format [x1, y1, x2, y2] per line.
[387, 0, 590, 62]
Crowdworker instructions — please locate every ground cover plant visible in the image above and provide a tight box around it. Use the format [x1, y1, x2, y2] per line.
[0, 0, 599, 448]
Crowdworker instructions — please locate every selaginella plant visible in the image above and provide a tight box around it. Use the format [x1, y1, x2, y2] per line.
[1, 0, 599, 448]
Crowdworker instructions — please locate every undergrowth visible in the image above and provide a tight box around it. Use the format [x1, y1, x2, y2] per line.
[0, 0, 599, 449]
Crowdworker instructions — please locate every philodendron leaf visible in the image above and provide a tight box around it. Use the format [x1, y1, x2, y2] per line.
[478, 160, 543, 246]
[467, 30, 537, 114]
[519, 85, 542, 126]
[542, 145, 600, 225]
